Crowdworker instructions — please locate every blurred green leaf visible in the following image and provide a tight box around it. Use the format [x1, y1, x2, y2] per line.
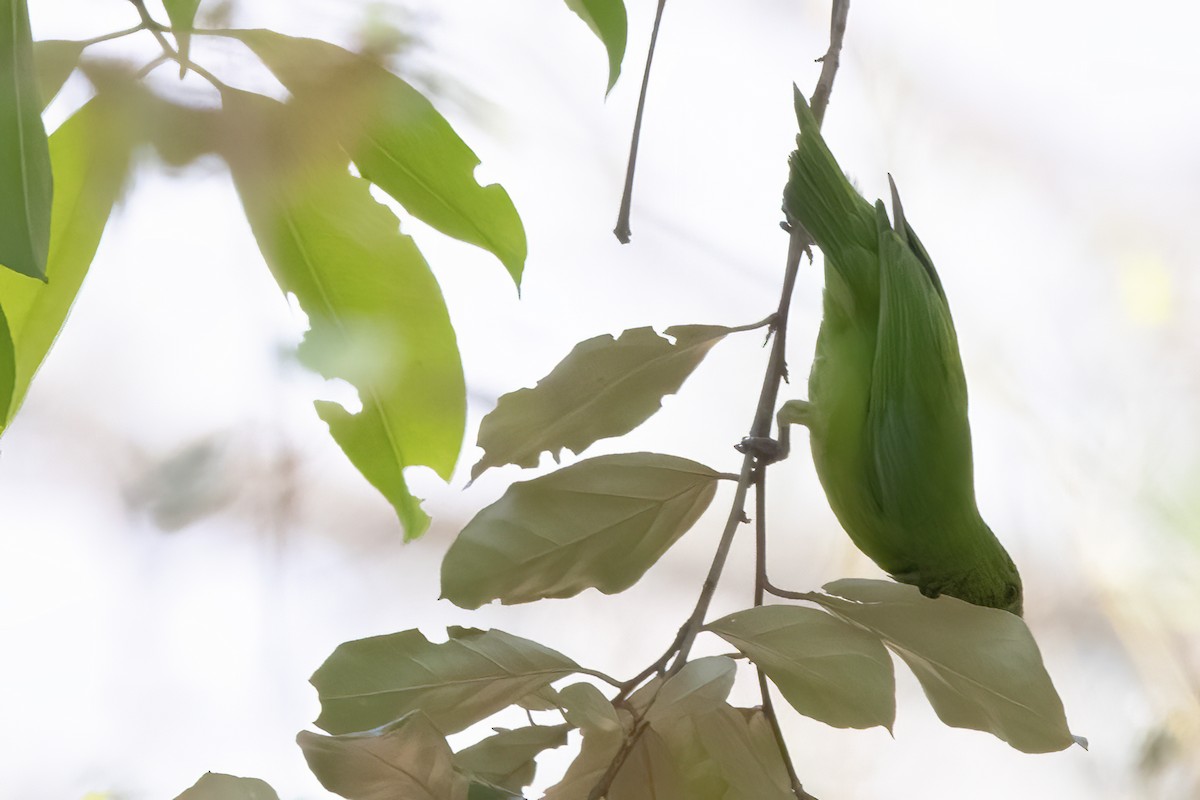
[230, 29, 526, 285]
[1, 0, 53, 279]
[443, 452, 722, 608]
[0, 305, 13, 421]
[221, 90, 463, 540]
[173, 772, 280, 800]
[32, 40, 84, 109]
[563, 0, 628, 92]
[810, 579, 1082, 753]
[454, 724, 571, 793]
[706, 604, 896, 731]
[298, 712, 469, 800]
[311, 627, 579, 735]
[472, 324, 751, 480]
[0, 97, 131, 434]
[163, 0, 202, 74]
[644, 656, 736, 725]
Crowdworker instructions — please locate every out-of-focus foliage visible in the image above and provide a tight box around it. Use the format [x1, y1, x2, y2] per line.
[0, 0, 52, 280]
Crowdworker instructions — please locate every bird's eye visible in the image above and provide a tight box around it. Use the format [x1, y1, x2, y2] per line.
[1003, 583, 1019, 605]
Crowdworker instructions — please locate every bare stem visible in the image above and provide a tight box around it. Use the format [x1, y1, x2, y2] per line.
[126, 0, 231, 92]
[613, 0, 668, 244]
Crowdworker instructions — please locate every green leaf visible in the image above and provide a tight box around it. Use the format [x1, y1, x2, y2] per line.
[644, 656, 736, 725]
[32, 40, 84, 109]
[468, 783, 522, 800]
[515, 685, 562, 712]
[298, 712, 469, 800]
[163, 0, 202, 75]
[563, 0, 628, 93]
[442, 452, 722, 608]
[609, 726, 687, 800]
[542, 721, 624, 800]
[810, 579, 1082, 753]
[221, 90, 463, 540]
[688, 706, 795, 800]
[173, 772, 280, 800]
[454, 724, 571, 793]
[0, 304, 14, 421]
[230, 29, 526, 285]
[706, 604, 896, 731]
[1, 0, 53, 279]
[0, 97, 131, 434]
[311, 627, 579, 735]
[163, 0, 202, 29]
[472, 324, 753, 480]
[559, 682, 621, 733]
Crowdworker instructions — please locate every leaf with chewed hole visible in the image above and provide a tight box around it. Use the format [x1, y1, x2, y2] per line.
[311, 627, 579, 735]
[299, 712, 468, 800]
[472, 324, 758, 480]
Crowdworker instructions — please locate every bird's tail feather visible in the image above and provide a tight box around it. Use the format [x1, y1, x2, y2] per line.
[783, 86, 875, 254]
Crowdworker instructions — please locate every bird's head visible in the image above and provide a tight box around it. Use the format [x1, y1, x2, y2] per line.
[933, 542, 1024, 617]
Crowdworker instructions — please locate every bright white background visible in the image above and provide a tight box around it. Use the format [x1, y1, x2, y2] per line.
[3, 1, 1199, 798]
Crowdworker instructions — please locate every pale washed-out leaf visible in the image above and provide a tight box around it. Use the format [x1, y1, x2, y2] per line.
[311, 627, 578, 735]
[707, 604, 896, 731]
[442, 452, 722, 608]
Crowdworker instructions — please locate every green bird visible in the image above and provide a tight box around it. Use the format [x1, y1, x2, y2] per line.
[763, 87, 1023, 615]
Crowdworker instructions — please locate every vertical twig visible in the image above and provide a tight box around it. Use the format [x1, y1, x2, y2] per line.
[613, 0, 668, 244]
[593, 2, 852, 797]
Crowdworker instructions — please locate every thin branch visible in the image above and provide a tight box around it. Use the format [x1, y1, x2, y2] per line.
[809, 0, 850, 127]
[126, 0, 231, 92]
[79, 23, 147, 48]
[754, 469, 816, 800]
[594, 3, 851, 797]
[613, 0, 668, 244]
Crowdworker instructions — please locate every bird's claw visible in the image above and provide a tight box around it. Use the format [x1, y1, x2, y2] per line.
[736, 436, 786, 464]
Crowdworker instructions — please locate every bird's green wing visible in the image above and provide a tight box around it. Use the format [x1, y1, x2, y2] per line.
[867, 193, 978, 557]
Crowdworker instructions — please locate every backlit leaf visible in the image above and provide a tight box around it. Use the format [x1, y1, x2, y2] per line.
[32, 39, 84, 109]
[609, 726, 687, 800]
[542, 722, 624, 800]
[442, 452, 722, 608]
[298, 712, 468, 800]
[221, 90, 463, 539]
[174, 773, 280, 800]
[472, 323, 755, 480]
[644, 656, 736, 725]
[1, 0, 53, 279]
[810, 579, 1082, 753]
[0, 97, 131, 434]
[651, 704, 794, 800]
[706, 604, 896, 730]
[454, 724, 571, 793]
[311, 627, 579, 735]
[559, 682, 621, 733]
[563, 0, 628, 92]
[231, 29, 526, 285]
